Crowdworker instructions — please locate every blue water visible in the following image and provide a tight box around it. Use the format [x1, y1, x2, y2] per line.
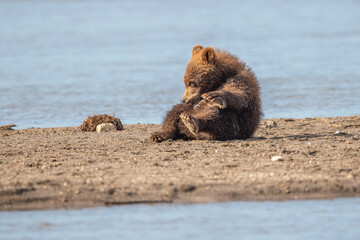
[1, 0, 360, 128]
[1, 198, 360, 240]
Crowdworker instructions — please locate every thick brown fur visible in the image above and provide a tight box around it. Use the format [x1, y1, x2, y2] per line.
[80, 114, 123, 132]
[150, 45, 261, 142]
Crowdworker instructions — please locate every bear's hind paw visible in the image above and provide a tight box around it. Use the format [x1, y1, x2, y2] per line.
[180, 113, 199, 135]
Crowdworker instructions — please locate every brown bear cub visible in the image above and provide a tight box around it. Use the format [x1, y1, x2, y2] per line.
[150, 45, 262, 142]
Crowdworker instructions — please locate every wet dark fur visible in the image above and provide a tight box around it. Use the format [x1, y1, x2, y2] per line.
[150, 45, 262, 141]
[80, 114, 123, 132]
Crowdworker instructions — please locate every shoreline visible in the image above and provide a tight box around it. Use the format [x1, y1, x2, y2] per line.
[1, 116, 359, 211]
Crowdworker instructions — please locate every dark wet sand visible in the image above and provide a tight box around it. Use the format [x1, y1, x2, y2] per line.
[1, 116, 359, 211]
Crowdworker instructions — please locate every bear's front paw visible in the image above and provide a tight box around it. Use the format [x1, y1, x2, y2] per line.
[150, 132, 168, 142]
[201, 92, 227, 109]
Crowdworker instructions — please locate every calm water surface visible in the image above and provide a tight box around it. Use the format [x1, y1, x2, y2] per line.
[1, 198, 360, 240]
[1, 0, 359, 128]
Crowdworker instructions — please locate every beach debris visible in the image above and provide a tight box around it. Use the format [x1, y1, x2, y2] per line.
[265, 120, 277, 128]
[80, 114, 123, 132]
[271, 155, 284, 162]
[283, 118, 295, 122]
[96, 123, 116, 132]
[319, 117, 343, 127]
[220, 143, 234, 147]
[334, 131, 347, 136]
[0, 124, 16, 130]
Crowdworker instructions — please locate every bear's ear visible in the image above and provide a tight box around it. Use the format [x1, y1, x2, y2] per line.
[201, 47, 215, 64]
[192, 45, 203, 56]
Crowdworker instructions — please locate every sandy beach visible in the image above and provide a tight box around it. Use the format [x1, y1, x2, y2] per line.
[0, 116, 359, 211]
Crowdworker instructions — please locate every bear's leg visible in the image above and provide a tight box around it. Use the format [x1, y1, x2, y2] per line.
[179, 113, 199, 135]
[180, 100, 248, 140]
[150, 103, 193, 142]
[179, 104, 223, 140]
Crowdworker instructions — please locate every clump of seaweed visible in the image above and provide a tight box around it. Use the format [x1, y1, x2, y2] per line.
[80, 114, 123, 132]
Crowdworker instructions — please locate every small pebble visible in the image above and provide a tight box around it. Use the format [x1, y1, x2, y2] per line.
[334, 131, 347, 136]
[265, 120, 277, 128]
[352, 135, 359, 140]
[96, 123, 116, 132]
[347, 174, 354, 179]
[271, 156, 284, 161]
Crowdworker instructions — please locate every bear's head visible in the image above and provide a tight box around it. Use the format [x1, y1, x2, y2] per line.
[180, 45, 223, 105]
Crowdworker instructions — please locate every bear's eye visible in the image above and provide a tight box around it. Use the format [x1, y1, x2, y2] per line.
[188, 81, 196, 87]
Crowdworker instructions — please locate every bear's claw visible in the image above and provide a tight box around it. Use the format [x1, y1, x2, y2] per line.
[201, 93, 215, 102]
[180, 113, 199, 135]
[201, 92, 227, 109]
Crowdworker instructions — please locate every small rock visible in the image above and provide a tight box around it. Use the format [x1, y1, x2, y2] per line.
[334, 131, 347, 136]
[108, 188, 115, 195]
[180, 184, 196, 192]
[352, 135, 359, 140]
[347, 174, 354, 179]
[96, 123, 116, 132]
[271, 156, 284, 161]
[265, 120, 277, 128]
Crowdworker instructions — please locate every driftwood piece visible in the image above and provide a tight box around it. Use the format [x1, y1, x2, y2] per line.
[0, 124, 16, 130]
